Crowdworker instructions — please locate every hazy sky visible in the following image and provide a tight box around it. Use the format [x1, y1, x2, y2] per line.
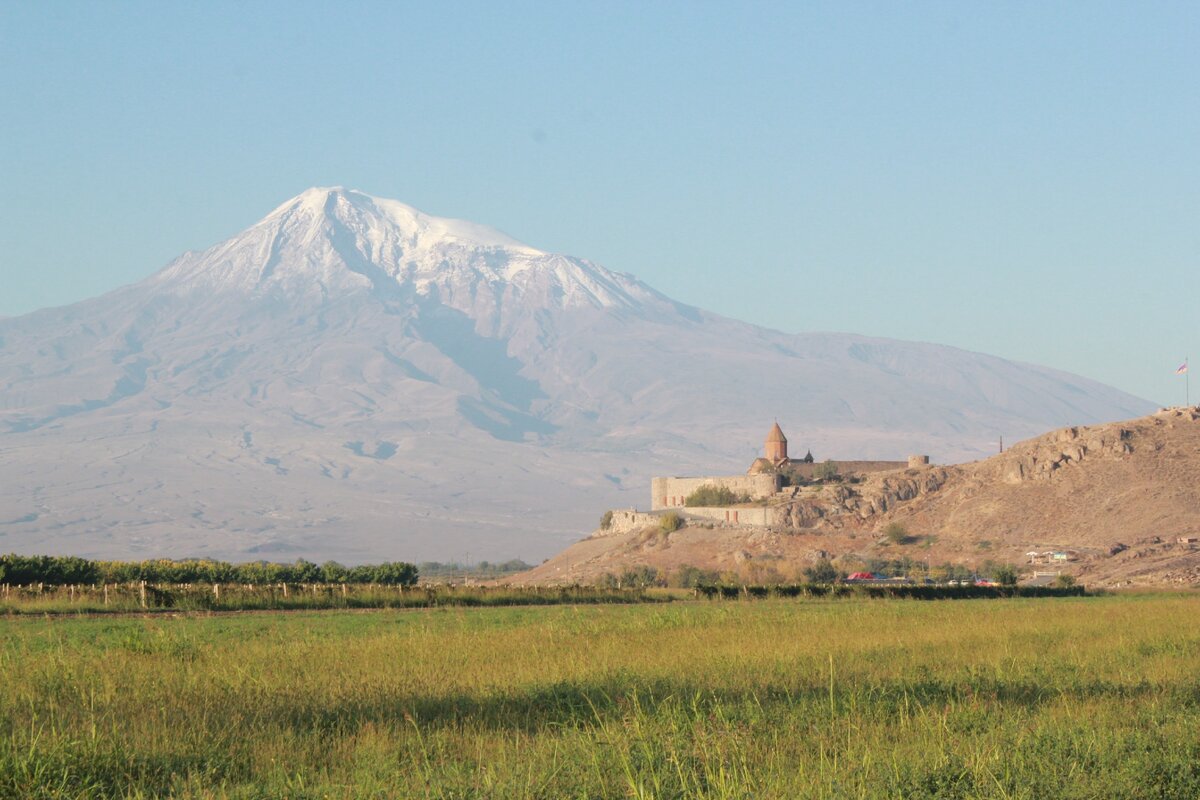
[1, 1, 1196, 404]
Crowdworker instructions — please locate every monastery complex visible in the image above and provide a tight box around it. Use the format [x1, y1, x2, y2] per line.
[650, 423, 929, 511]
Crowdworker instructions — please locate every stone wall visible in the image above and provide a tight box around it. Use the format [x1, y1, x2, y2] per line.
[598, 505, 775, 534]
[681, 506, 774, 527]
[597, 509, 660, 536]
[651, 474, 780, 510]
[784, 460, 909, 480]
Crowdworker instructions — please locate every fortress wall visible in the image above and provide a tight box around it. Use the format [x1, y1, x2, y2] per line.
[599, 509, 660, 536]
[651, 474, 779, 510]
[681, 506, 773, 527]
[785, 460, 909, 479]
[598, 505, 776, 534]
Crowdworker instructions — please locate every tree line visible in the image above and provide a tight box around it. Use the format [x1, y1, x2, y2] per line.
[417, 560, 532, 579]
[0, 554, 418, 586]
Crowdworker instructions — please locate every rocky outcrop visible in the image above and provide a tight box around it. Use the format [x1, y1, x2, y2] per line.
[777, 468, 952, 529]
[996, 424, 1136, 484]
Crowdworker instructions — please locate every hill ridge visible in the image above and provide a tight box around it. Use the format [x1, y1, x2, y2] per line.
[520, 406, 1200, 587]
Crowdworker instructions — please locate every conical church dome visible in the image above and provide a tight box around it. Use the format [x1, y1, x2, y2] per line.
[765, 422, 788, 464]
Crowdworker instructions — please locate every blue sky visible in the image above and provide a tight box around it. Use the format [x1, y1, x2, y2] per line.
[1, 1, 1196, 404]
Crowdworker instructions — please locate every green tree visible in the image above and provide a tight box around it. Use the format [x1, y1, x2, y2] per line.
[370, 562, 419, 585]
[992, 564, 1019, 587]
[320, 561, 349, 583]
[803, 558, 840, 584]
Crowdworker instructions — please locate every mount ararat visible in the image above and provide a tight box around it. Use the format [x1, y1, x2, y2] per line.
[0, 188, 1153, 561]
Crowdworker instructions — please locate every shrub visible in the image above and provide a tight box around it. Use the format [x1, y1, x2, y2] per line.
[802, 558, 840, 584]
[684, 485, 747, 507]
[599, 510, 613, 530]
[813, 460, 840, 481]
[883, 523, 909, 545]
[672, 565, 721, 588]
[618, 566, 664, 589]
[1054, 574, 1077, 589]
[659, 512, 683, 532]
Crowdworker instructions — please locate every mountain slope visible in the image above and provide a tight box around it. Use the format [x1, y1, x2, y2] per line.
[0, 188, 1154, 562]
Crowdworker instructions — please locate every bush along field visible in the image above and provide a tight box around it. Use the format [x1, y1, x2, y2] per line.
[0, 582, 655, 615]
[2, 594, 1199, 798]
[0, 581, 1082, 615]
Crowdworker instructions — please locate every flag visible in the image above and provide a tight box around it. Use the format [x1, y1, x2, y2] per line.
[1178, 362, 1189, 375]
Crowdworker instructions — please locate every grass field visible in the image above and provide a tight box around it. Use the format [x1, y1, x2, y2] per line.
[1, 594, 1198, 798]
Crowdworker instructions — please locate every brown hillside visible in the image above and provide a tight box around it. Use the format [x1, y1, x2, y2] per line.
[518, 407, 1200, 588]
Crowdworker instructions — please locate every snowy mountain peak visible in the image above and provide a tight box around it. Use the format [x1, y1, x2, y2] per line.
[263, 187, 543, 255]
[152, 188, 666, 316]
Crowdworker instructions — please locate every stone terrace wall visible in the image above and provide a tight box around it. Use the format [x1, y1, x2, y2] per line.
[597, 509, 660, 536]
[597, 505, 775, 534]
[651, 474, 780, 510]
[682, 506, 774, 527]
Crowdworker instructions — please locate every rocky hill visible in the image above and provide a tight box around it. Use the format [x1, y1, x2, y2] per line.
[519, 407, 1200, 587]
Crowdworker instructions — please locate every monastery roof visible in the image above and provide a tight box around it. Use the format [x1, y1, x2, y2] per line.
[747, 457, 775, 475]
[766, 422, 787, 443]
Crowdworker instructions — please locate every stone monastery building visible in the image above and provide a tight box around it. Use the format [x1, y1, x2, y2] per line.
[651, 423, 928, 511]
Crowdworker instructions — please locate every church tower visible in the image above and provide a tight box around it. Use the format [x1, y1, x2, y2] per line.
[765, 422, 788, 465]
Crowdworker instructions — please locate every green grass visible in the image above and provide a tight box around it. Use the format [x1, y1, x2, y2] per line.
[1, 594, 1198, 798]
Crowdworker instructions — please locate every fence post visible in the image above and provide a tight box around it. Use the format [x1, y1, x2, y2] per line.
[104, 584, 109, 605]
[282, 582, 288, 599]
[70, 584, 75, 602]
[213, 583, 220, 603]
[140, 580, 147, 609]
[341, 583, 347, 598]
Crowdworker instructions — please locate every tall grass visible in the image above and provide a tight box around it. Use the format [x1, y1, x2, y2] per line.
[1, 595, 1198, 798]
